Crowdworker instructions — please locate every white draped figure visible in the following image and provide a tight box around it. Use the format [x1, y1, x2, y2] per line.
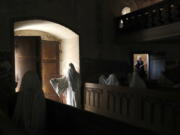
[98, 75, 107, 85]
[129, 71, 146, 88]
[13, 71, 46, 135]
[50, 77, 68, 97]
[65, 63, 81, 108]
[106, 74, 119, 86]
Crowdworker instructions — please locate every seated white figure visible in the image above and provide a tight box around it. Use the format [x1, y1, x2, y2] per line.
[106, 74, 119, 86]
[129, 71, 146, 88]
[66, 63, 81, 108]
[13, 71, 46, 135]
[50, 76, 68, 97]
[98, 75, 107, 85]
[158, 74, 174, 88]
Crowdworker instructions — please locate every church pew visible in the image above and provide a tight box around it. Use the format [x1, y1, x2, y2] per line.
[84, 82, 180, 135]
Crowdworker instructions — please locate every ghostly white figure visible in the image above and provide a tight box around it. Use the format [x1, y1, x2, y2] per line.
[50, 77, 68, 97]
[13, 71, 46, 135]
[158, 74, 174, 87]
[129, 71, 146, 88]
[106, 74, 119, 86]
[98, 75, 107, 85]
[66, 63, 81, 108]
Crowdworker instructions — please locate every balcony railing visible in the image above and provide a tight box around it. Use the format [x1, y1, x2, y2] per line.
[84, 83, 180, 135]
[116, 0, 180, 32]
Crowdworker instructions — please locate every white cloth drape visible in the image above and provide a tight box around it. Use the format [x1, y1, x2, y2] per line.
[50, 77, 68, 97]
[50, 63, 81, 108]
[98, 75, 107, 85]
[106, 74, 119, 86]
[129, 71, 146, 88]
[13, 71, 46, 135]
[99, 74, 119, 86]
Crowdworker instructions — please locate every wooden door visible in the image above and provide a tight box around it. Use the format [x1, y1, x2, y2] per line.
[41, 40, 60, 102]
[14, 36, 41, 92]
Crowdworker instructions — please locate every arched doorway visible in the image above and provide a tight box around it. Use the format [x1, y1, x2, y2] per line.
[14, 19, 80, 102]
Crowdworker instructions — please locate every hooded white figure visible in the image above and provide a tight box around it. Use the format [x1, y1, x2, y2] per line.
[129, 71, 146, 88]
[98, 75, 107, 85]
[13, 71, 46, 135]
[65, 63, 81, 108]
[106, 74, 119, 86]
[50, 77, 68, 97]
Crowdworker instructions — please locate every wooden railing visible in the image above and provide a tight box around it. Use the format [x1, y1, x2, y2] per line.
[116, 0, 180, 32]
[84, 83, 180, 135]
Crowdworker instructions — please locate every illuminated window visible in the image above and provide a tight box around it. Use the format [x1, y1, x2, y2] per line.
[121, 7, 131, 15]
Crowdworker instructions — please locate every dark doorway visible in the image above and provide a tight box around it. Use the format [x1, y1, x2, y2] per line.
[14, 36, 41, 91]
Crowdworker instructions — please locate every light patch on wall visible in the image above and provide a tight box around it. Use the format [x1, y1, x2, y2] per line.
[15, 30, 60, 41]
[14, 20, 78, 39]
[122, 7, 131, 15]
[60, 38, 79, 75]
